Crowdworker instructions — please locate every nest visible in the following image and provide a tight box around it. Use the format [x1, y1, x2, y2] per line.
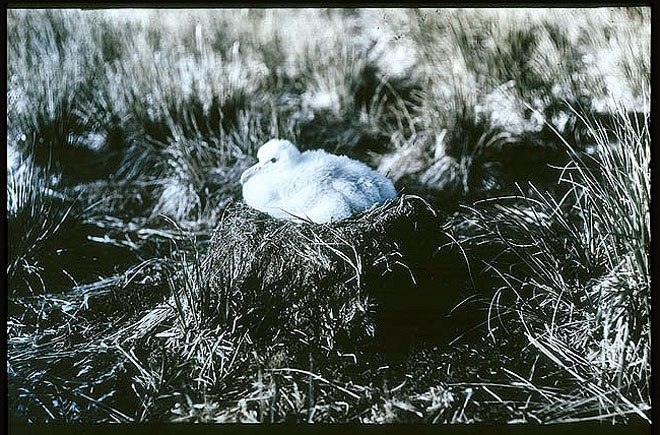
[203, 194, 465, 358]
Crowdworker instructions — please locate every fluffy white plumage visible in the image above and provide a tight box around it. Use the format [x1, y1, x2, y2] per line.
[240, 139, 397, 223]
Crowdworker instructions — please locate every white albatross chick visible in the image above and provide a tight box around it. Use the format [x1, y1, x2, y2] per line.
[240, 139, 397, 223]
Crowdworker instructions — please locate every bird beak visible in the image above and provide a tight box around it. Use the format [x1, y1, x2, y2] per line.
[240, 162, 262, 185]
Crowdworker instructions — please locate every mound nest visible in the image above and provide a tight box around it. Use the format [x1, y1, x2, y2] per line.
[203, 194, 466, 358]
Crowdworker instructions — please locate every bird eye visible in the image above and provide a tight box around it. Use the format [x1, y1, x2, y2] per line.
[270, 157, 277, 163]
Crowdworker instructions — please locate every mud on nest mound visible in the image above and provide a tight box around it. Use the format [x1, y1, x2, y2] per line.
[203, 194, 468, 361]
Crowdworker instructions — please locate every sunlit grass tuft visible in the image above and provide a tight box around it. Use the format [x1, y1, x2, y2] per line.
[449, 98, 650, 422]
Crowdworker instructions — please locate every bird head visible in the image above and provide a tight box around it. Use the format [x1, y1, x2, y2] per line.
[240, 139, 302, 185]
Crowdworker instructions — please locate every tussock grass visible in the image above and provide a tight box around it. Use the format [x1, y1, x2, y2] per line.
[383, 8, 648, 203]
[7, 7, 650, 424]
[446, 101, 650, 422]
[7, 155, 77, 294]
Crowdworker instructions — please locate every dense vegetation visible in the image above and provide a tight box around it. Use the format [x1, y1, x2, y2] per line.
[6, 8, 650, 424]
